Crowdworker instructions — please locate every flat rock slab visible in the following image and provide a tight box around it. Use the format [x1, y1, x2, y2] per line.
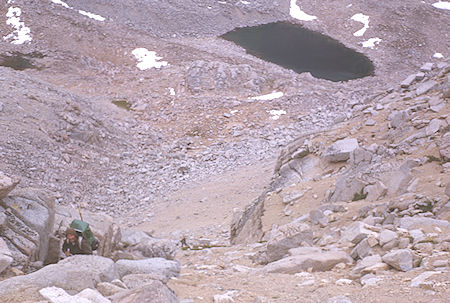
[263, 251, 352, 274]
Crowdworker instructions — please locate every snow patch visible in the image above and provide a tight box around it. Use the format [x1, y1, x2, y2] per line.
[51, 0, 71, 9]
[361, 37, 381, 48]
[268, 110, 287, 120]
[432, 1, 450, 10]
[290, 0, 317, 21]
[433, 53, 444, 59]
[132, 48, 168, 70]
[3, 6, 32, 45]
[351, 13, 370, 37]
[49, 0, 105, 22]
[169, 87, 176, 95]
[78, 10, 105, 21]
[250, 91, 284, 101]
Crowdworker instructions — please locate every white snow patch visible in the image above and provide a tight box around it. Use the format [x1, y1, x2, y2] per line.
[241, 0, 250, 4]
[290, 0, 317, 21]
[51, 0, 71, 9]
[3, 6, 32, 45]
[268, 109, 287, 120]
[169, 87, 176, 95]
[361, 37, 381, 48]
[351, 13, 370, 36]
[78, 10, 105, 21]
[250, 91, 284, 101]
[433, 52, 444, 59]
[132, 48, 168, 70]
[432, 1, 450, 10]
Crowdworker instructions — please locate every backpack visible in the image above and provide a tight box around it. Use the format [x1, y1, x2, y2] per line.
[69, 219, 99, 251]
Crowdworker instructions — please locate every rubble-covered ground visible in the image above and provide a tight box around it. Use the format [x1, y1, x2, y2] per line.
[0, 0, 449, 302]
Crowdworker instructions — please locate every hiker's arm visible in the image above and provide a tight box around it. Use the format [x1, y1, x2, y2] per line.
[80, 239, 93, 254]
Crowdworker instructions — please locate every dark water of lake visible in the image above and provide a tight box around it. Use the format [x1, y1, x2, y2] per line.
[221, 22, 374, 82]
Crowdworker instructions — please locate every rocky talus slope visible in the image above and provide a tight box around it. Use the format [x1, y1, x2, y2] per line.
[0, 60, 448, 303]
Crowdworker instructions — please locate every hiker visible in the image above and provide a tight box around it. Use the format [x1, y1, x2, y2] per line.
[62, 227, 92, 257]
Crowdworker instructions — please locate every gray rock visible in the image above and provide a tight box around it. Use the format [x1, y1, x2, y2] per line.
[120, 229, 153, 246]
[425, 118, 447, 136]
[382, 249, 415, 271]
[266, 222, 313, 262]
[343, 222, 372, 244]
[400, 74, 416, 88]
[416, 80, 438, 96]
[379, 229, 398, 246]
[350, 238, 372, 260]
[0, 255, 118, 300]
[0, 237, 13, 274]
[109, 280, 179, 303]
[364, 181, 387, 202]
[446, 182, 450, 197]
[365, 119, 376, 126]
[126, 237, 178, 260]
[263, 250, 352, 274]
[115, 258, 180, 281]
[410, 271, 440, 287]
[400, 217, 450, 230]
[388, 110, 409, 129]
[1, 188, 55, 263]
[322, 138, 359, 163]
[39, 286, 103, 303]
[309, 209, 328, 227]
[420, 62, 434, 72]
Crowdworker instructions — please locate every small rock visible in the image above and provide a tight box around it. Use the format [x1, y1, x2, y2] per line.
[365, 119, 376, 126]
[327, 296, 353, 303]
[400, 74, 416, 88]
[410, 271, 440, 287]
[420, 62, 434, 72]
[379, 229, 398, 246]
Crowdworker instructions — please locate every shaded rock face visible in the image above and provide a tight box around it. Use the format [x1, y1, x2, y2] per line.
[0, 188, 55, 264]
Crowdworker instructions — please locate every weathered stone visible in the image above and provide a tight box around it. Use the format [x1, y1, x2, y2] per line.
[0, 255, 118, 300]
[438, 132, 450, 162]
[382, 249, 414, 271]
[400, 217, 450, 230]
[410, 271, 440, 287]
[1, 188, 55, 263]
[0, 172, 20, 199]
[0, 237, 13, 274]
[115, 258, 180, 281]
[349, 148, 373, 166]
[364, 181, 387, 202]
[400, 74, 416, 88]
[350, 238, 372, 260]
[126, 237, 178, 260]
[350, 255, 382, 277]
[96, 282, 127, 297]
[379, 229, 398, 246]
[266, 222, 313, 262]
[420, 62, 434, 72]
[309, 209, 328, 227]
[343, 222, 372, 244]
[263, 250, 352, 274]
[213, 292, 235, 303]
[416, 80, 438, 96]
[388, 110, 409, 128]
[425, 118, 447, 136]
[122, 272, 174, 287]
[288, 247, 322, 256]
[109, 280, 178, 303]
[322, 138, 359, 162]
[329, 175, 366, 203]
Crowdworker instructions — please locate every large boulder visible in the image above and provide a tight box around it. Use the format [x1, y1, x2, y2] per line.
[322, 138, 359, 163]
[115, 258, 180, 281]
[0, 255, 118, 302]
[266, 222, 313, 263]
[263, 250, 352, 274]
[121, 229, 177, 260]
[0, 188, 55, 263]
[0, 172, 20, 199]
[110, 280, 179, 303]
